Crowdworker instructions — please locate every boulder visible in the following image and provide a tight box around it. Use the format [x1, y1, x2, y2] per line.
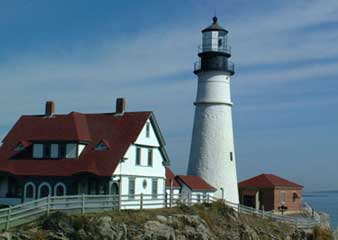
[144, 220, 176, 240]
[317, 211, 331, 229]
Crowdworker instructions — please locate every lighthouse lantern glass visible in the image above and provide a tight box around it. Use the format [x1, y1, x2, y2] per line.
[202, 31, 227, 52]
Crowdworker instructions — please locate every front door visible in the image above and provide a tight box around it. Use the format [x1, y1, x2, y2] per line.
[111, 182, 119, 195]
[243, 195, 255, 208]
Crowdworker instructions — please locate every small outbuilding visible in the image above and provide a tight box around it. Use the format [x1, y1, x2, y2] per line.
[238, 174, 303, 214]
[176, 175, 216, 203]
[165, 167, 181, 197]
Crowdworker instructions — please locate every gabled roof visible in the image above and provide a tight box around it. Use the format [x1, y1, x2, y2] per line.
[0, 111, 169, 177]
[165, 167, 180, 188]
[176, 175, 216, 192]
[238, 174, 303, 189]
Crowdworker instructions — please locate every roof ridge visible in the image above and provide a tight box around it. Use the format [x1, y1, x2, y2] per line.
[20, 111, 153, 118]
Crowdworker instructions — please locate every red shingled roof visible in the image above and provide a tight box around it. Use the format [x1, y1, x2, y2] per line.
[238, 174, 303, 189]
[165, 167, 180, 188]
[176, 175, 216, 191]
[0, 111, 154, 176]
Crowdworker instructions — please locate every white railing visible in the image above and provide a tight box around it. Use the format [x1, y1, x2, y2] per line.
[210, 196, 321, 229]
[0, 193, 320, 230]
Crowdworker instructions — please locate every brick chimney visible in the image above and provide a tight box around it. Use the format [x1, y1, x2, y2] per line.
[45, 101, 55, 116]
[116, 98, 126, 114]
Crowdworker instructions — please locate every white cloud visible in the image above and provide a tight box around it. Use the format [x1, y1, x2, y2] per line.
[228, 0, 338, 66]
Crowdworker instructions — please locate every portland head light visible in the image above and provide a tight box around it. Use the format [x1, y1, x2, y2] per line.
[188, 17, 239, 204]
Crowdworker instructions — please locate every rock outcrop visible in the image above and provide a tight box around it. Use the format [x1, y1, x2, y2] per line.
[0, 202, 334, 240]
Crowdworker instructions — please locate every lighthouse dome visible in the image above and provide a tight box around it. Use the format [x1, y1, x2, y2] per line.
[202, 16, 228, 33]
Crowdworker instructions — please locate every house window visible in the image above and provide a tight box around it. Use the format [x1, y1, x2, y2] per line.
[148, 149, 153, 166]
[51, 144, 59, 159]
[33, 144, 43, 158]
[292, 192, 298, 203]
[152, 179, 158, 199]
[66, 143, 77, 158]
[98, 184, 105, 194]
[142, 179, 147, 189]
[146, 122, 150, 138]
[230, 152, 233, 161]
[40, 185, 50, 198]
[280, 191, 286, 205]
[55, 185, 66, 196]
[129, 178, 135, 199]
[14, 143, 25, 152]
[26, 185, 34, 198]
[88, 180, 97, 194]
[136, 147, 141, 165]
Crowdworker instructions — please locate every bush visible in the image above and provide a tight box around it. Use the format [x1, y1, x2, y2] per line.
[313, 227, 334, 240]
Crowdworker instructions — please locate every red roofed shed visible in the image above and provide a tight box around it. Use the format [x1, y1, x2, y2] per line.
[238, 174, 303, 213]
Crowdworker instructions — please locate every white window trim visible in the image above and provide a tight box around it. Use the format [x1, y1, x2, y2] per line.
[24, 182, 36, 200]
[37, 182, 52, 198]
[54, 182, 67, 196]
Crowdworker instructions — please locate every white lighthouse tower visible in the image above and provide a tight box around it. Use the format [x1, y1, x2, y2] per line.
[188, 17, 239, 204]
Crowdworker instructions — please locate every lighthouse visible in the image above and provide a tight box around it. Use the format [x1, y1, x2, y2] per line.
[187, 17, 239, 204]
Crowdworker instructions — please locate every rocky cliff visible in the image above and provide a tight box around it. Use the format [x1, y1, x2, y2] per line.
[0, 201, 335, 240]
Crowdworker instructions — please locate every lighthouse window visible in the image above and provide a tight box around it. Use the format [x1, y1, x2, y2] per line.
[230, 152, 233, 161]
[218, 38, 223, 48]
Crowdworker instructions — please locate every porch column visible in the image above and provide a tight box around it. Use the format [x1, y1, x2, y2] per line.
[255, 191, 260, 210]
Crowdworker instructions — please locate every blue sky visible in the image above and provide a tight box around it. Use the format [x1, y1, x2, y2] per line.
[0, 0, 337, 191]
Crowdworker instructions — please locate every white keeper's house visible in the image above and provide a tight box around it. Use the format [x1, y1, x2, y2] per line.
[0, 99, 216, 206]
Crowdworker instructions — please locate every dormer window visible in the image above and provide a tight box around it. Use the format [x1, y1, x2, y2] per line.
[31, 142, 84, 159]
[14, 141, 30, 152]
[66, 144, 77, 158]
[51, 144, 59, 159]
[33, 144, 43, 158]
[14, 143, 25, 152]
[95, 141, 109, 151]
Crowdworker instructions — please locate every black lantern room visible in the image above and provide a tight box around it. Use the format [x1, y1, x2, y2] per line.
[194, 17, 235, 75]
